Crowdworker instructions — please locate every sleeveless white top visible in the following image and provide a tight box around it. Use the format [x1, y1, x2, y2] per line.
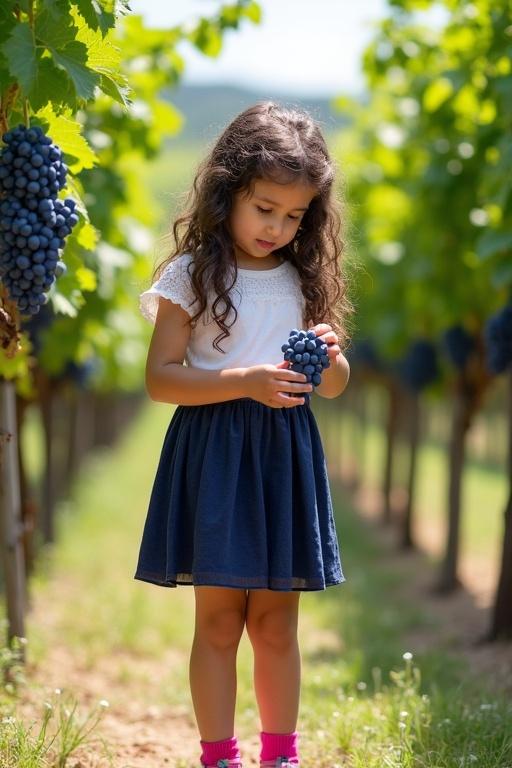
[139, 252, 306, 369]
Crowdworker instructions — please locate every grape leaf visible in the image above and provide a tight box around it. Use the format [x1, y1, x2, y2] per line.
[241, 2, 261, 23]
[73, 0, 116, 36]
[50, 291, 80, 318]
[189, 19, 222, 58]
[71, 8, 132, 104]
[75, 266, 97, 291]
[40, 0, 73, 20]
[2, 23, 37, 96]
[74, 0, 101, 31]
[76, 220, 99, 250]
[101, 0, 131, 20]
[35, 103, 99, 172]
[99, 72, 132, 106]
[50, 40, 100, 101]
[28, 55, 76, 112]
[35, 5, 77, 49]
[0, 3, 16, 46]
[0, 57, 15, 93]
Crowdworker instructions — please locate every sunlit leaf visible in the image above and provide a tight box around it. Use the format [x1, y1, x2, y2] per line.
[35, 103, 99, 172]
[423, 76, 453, 112]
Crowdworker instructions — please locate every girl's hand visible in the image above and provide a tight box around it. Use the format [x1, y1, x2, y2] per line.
[243, 361, 313, 408]
[307, 321, 341, 362]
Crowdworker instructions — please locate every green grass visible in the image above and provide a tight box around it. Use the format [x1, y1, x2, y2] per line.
[1, 397, 511, 766]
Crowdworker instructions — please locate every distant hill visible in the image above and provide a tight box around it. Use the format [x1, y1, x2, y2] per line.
[162, 83, 352, 145]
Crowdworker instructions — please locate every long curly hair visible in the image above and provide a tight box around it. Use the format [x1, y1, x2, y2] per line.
[152, 100, 355, 353]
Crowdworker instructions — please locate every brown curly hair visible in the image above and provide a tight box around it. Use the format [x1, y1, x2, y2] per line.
[152, 100, 355, 353]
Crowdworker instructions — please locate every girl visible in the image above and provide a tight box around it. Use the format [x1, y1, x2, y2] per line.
[134, 101, 353, 768]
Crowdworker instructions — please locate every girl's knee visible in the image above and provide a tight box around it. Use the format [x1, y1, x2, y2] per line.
[195, 606, 246, 650]
[246, 608, 298, 651]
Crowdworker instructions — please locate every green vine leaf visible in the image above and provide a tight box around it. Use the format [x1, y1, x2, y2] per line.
[51, 40, 101, 101]
[35, 103, 99, 172]
[2, 22, 37, 97]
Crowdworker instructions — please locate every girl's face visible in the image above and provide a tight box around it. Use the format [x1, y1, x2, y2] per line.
[228, 177, 317, 267]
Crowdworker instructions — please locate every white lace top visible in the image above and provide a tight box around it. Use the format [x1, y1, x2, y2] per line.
[139, 252, 307, 370]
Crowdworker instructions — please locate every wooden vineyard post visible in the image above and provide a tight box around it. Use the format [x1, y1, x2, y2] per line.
[0, 377, 26, 658]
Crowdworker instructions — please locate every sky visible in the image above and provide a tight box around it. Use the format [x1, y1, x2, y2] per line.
[128, 0, 391, 97]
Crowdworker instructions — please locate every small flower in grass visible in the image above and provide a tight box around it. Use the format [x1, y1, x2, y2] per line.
[399, 721, 407, 730]
[99, 699, 109, 708]
[2, 716, 16, 725]
[399, 710, 409, 719]
[54, 688, 62, 695]
[403, 651, 413, 661]
[331, 710, 340, 718]
[356, 681, 367, 691]
[43, 701, 53, 711]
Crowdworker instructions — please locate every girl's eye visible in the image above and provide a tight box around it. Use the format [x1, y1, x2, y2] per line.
[256, 206, 300, 221]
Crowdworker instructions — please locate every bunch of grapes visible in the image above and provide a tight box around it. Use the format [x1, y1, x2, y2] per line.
[0, 123, 79, 316]
[63, 358, 98, 389]
[443, 325, 475, 371]
[346, 338, 382, 372]
[398, 339, 439, 393]
[484, 305, 512, 375]
[281, 328, 331, 401]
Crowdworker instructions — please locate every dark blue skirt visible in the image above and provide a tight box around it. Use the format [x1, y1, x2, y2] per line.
[134, 396, 346, 591]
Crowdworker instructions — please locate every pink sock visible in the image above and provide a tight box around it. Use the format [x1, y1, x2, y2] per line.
[200, 735, 240, 765]
[260, 731, 299, 763]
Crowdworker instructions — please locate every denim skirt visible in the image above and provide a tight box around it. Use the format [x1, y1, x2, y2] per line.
[133, 396, 346, 591]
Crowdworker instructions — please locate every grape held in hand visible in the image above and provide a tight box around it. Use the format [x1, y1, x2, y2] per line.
[281, 328, 331, 402]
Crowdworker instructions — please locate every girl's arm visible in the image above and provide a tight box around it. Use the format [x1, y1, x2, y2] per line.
[308, 322, 350, 399]
[146, 297, 316, 407]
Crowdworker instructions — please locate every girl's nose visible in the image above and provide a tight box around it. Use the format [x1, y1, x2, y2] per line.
[266, 219, 283, 239]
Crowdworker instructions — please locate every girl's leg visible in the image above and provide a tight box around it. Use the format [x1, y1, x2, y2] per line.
[190, 585, 248, 741]
[245, 589, 301, 733]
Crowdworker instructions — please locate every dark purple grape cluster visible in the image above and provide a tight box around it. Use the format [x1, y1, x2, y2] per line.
[485, 305, 512, 375]
[281, 328, 330, 399]
[64, 358, 98, 389]
[398, 339, 439, 392]
[0, 123, 79, 316]
[346, 338, 382, 372]
[443, 325, 475, 371]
